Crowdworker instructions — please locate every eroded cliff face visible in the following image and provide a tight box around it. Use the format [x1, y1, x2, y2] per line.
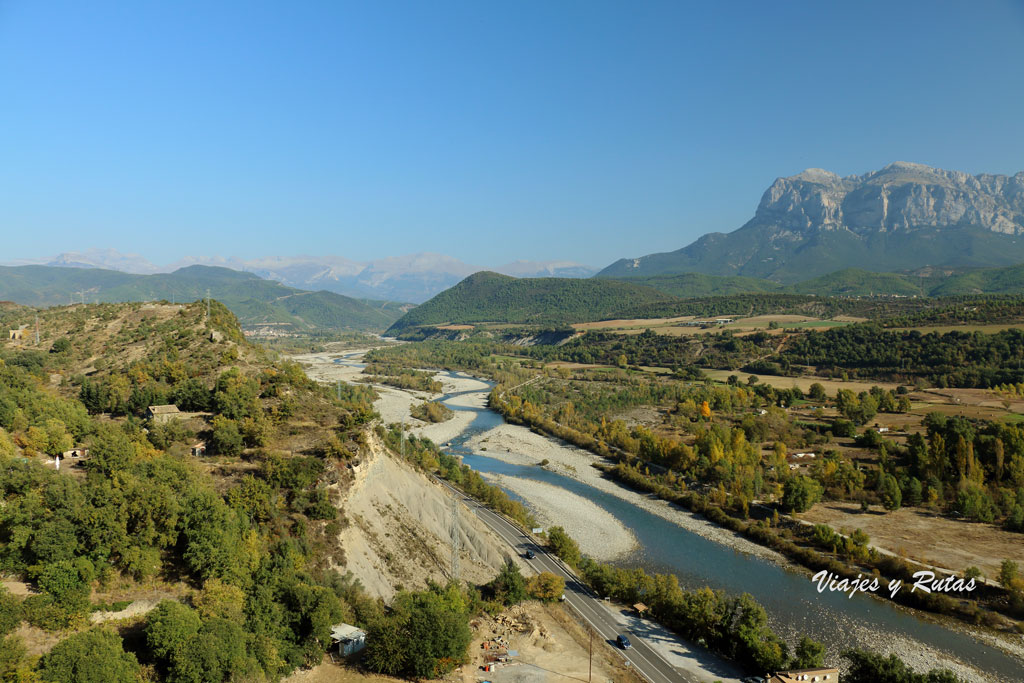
[756, 162, 1024, 236]
[333, 431, 513, 599]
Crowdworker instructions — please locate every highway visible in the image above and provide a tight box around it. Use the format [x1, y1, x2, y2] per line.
[434, 476, 697, 683]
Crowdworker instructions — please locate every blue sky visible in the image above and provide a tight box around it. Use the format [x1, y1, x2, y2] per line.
[2, 1, 1023, 269]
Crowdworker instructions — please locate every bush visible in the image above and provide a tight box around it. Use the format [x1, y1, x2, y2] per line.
[781, 476, 823, 513]
[410, 400, 454, 423]
[38, 627, 141, 683]
[364, 586, 472, 679]
[526, 572, 565, 601]
[50, 338, 71, 354]
[210, 415, 243, 456]
[547, 526, 582, 567]
[0, 589, 20, 636]
[489, 559, 527, 605]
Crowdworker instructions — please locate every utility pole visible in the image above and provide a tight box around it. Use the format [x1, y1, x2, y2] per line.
[34, 313, 39, 346]
[206, 289, 211, 319]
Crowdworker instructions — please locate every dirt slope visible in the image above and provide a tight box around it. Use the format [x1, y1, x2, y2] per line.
[335, 431, 514, 599]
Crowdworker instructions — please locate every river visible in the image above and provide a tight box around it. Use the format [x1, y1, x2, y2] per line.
[337, 354, 1023, 681]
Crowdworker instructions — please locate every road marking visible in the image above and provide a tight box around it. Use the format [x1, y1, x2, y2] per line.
[434, 476, 691, 683]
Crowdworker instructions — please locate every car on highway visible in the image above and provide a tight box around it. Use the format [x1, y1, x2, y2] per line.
[524, 549, 536, 559]
[616, 634, 632, 649]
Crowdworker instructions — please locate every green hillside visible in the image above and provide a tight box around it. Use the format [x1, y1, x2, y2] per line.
[928, 263, 1024, 296]
[785, 269, 930, 296]
[385, 271, 676, 333]
[615, 272, 782, 297]
[0, 264, 401, 331]
[616, 263, 1024, 299]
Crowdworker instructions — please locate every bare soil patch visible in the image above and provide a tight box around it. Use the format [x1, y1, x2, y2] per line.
[702, 369, 901, 393]
[572, 316, 697, 330]
[801, 501, 1024, 579]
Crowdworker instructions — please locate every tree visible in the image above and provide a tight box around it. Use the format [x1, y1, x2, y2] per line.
[0, 588, 20, 637]
[842, 649, 964, 683]
[808, 383, 826, 402]
[999, 559, 1022, 595]
[526, 572, 565, 602]
[365, 588, 471, 679]
[38, 628, 141, 683]
[781, 476, 823, 513]
[86, 426, 138, 476]
[50, 337, 71, 354]
[36, 560, 91, 616]
[791, 636, 825, 668]
[193, 579, 246, 622]
[364, 616, 407, 675]
[878, 473, 902, 512]
[490, 559, 527, 605]
[146, 600, 200, 662]
[547, 526, 581, 567]
[210, 416, 243, 457]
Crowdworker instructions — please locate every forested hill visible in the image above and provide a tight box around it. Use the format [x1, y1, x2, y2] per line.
[0, 300, 383, 680]
[612, 262, 1024, 299]
[0, 264, 403, 331]
[385, 271, 676, 333]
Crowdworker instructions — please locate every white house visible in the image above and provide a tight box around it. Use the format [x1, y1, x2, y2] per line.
[331, 623, 366, 656]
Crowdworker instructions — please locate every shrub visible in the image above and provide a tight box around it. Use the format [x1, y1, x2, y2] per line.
[781, 476, 823, 513]
[526, 572, 565, 602]
[38, 627, 140, 683]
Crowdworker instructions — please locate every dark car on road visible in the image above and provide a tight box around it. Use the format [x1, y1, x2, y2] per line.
[616, 634, 631, 649]
[524, 549, 536, 559]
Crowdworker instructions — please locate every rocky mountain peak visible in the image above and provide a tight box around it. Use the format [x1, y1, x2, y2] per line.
[756, 162, 1024, 236]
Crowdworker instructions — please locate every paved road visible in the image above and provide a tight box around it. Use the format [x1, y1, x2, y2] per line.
[434, 476, 697, 683]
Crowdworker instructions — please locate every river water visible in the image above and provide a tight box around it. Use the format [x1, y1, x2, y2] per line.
[340, 355, 1022, 680]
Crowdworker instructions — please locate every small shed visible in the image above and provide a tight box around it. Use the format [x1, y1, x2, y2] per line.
[633, 602, 649, 618]
[190, 441, 207, 456]
[330, 623, 366, 657]
[62, 448, 89, 459]
[147, 404, 181, 424]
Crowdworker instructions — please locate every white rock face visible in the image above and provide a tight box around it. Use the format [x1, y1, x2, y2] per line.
[757, 162, 1024, 236]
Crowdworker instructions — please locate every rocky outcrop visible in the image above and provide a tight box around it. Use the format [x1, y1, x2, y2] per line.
[757, 162, 1024, 237]
[597, 162, 1024, 282]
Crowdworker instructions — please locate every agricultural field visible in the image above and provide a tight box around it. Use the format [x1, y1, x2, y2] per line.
[801, 501, 1024, 580]
[700, 369, 901, 394]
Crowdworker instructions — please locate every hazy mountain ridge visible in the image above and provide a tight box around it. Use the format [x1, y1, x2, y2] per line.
[0, 264, 401, 331]
[9, 250, 595, 303]
[598, 162, 1024, 282]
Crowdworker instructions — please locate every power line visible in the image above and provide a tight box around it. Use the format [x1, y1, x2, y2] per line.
[450, 495, 460, 582]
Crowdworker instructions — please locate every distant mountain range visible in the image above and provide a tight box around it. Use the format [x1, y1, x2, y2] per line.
[0, 264, 405, 331]
[6, 249, 596, 303]
[598, 162, 1024, 282]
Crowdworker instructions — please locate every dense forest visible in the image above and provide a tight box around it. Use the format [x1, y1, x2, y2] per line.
[775, 324, 1024, 387]
[385, 271, 677, 333]
[0, 302, 391, 681]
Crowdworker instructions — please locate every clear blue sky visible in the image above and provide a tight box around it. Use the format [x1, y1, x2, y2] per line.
[2, 0, 1023, 269]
